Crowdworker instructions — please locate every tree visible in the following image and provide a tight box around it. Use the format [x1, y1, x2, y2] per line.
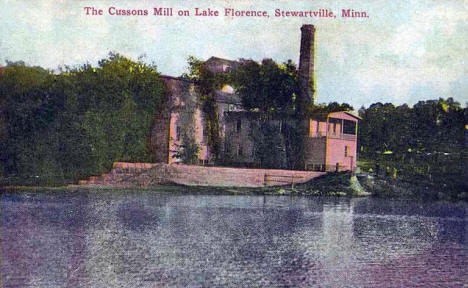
[0, 53, 167, 184]
[76, 53, 167, 174]
[182, 56, 227, 161]
[250, 120, 287, 169]
[357, 99, 467, 200]
[231, 59, 298, 114]
[0, 64, 54, 177]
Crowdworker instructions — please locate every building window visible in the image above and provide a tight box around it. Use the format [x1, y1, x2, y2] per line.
[176, 125, 181, 141]
[237, 145, 243, 157]
[329, 118, 340, 135]
[343, 120, 356, 135]
[345, 146, 349, 157]
[236, 118, 242, 132]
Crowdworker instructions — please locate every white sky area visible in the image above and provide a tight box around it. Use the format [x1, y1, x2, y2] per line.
[1, 0, 467, 108]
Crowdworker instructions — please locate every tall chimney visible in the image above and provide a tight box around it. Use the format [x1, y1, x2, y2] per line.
[298, 25, 316, 106]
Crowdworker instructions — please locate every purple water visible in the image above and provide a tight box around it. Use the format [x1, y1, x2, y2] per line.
[1, 190, 467, 287]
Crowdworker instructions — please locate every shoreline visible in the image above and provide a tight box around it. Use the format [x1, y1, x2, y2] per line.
[2, 171, 466, 203]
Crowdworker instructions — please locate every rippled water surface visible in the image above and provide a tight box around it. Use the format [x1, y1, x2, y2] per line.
[1, 190, 467, 287]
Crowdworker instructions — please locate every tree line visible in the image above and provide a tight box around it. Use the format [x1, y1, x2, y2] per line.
[359, 99, 467, 155]
[358, 99, 468, 200]
[0, 53, 167, 185]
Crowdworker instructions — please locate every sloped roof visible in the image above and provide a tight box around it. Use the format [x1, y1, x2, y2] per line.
[343, 111, 362, 120]
[204, 56, 238, 66]
[309, 110, 362, 121]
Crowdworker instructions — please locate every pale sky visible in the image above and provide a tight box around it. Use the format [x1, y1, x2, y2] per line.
[1, 0, 467, 108]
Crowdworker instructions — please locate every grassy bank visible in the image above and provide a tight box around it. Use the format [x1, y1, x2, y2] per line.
[357, 156, 468, 201]
[265, 172, 369, 196]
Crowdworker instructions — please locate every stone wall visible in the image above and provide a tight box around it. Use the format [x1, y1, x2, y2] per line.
[304, 137, 327, 169]
[151, 113, 170, 163]
[79, 162, 325, 188]
[153, 75, 210, 164]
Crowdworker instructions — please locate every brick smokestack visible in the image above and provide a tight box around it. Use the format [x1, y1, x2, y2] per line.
[298, 24, 316, 106]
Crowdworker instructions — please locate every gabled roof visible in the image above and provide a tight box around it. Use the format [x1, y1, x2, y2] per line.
[343, 111, 362, 120]
[309, 110, 362, 121]
[328, 111, 362, 121]
[204, 56, 238, 66]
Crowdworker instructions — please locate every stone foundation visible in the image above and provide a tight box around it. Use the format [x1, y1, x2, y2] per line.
[78, 162, 326, 188]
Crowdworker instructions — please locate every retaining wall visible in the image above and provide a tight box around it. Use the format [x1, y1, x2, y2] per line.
[153, 164, 325, 187]
[79, 162, 326, 188]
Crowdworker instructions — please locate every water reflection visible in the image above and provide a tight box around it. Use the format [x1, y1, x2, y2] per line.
[1, 192, 89, 288]
[1, 191, 467, 287]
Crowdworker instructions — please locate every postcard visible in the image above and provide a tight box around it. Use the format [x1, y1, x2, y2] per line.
[1, 0, 467, 287]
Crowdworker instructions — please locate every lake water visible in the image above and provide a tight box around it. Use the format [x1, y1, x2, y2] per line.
[1, 190, 467, 287]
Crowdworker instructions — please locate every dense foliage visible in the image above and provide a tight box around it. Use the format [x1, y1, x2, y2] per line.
[230, 58, 356, 169]
[0, 53, 167, 185]
[182, 56, 228, 160]
[248, 120, 303, 169]
[231, 59, 299, 114]
[359, 99, 466, 154]
[228, 59, 302, 168]
[186, 56, 355, 169]
[358, 99, 468, 200]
